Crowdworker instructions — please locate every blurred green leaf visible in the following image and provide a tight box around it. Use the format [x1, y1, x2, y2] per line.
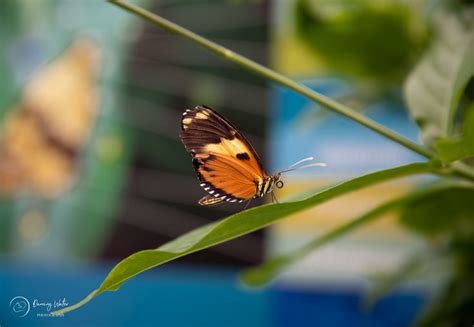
[400, 184, 474, 236]
[404, 9, 474, 145]
[363, 254, 424, 310]
[294, 0, 429, 83]
[435, 102, 474, 163]
[418, 254, 474, 327]
[240, 182, 467, 287]
[53, 162, 436, 315]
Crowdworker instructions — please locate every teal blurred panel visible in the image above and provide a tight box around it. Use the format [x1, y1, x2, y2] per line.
[0, 0, 146, 259]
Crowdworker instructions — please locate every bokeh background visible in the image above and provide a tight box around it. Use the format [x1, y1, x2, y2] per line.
[0, 0, 470, 326]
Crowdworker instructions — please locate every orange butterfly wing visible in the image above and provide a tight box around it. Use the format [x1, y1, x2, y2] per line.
[180, 105, 266, 205]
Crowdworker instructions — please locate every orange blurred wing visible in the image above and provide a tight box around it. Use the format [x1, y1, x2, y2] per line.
[180, 105, 266, 205]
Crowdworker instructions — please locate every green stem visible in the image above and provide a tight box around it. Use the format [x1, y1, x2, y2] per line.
[108, 0, 474, 181]
[449, 162, 474, 180]
[52, 289, 100, 316]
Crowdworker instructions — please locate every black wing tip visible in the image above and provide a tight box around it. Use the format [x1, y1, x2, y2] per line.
[182, 105, 213, 113]
[195, 105, 216, 114]
[180, 105, 218, 134]
[181, 105, 214, 120]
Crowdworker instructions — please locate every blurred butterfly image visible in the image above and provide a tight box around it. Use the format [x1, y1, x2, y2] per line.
[180, 105, 326, 206]
[0, 38, 101, 198]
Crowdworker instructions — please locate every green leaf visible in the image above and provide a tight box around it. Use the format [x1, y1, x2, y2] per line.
[53, 162, 436, 316]
[404, 9, 474, 145]
[240, 182, 467, 287]
[294, 0, 428, 83]
[400, 184, 474, 236]
[435, 103, 474, 163]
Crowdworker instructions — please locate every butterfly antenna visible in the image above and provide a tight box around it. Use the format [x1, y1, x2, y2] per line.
[284, 156, 314, 170]
[279, 157, 326, 173]
[290, 162, 327, 171]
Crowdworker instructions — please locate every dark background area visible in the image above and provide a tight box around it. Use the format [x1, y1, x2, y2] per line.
[102, 0, 270, 265]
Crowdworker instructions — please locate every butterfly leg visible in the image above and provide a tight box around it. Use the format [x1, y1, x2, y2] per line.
[244, 198, 253, 209]
[271, 192, 280, 204]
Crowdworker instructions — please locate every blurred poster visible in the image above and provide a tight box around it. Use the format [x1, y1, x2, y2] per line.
[0, 0, 139, 260]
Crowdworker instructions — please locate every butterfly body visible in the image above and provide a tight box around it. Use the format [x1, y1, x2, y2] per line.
[180, 105, 282, 206]
[256, 174, 282, 198]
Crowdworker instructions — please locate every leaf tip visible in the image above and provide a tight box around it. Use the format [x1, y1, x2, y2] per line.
[239, 268, 273, 289]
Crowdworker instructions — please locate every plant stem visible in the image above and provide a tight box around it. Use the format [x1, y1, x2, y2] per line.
[52, 289, 100, 316]
[109, 0, 474, 181]
[450, 162, 474, 180]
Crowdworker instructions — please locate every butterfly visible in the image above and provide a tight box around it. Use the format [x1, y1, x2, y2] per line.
[180, 105, 325, 206]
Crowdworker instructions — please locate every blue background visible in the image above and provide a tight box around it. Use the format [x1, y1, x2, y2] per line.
[1, 262, 425, 326]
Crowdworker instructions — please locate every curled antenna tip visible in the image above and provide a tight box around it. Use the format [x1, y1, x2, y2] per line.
[297, 162, 327, 170]
[279, 161, 327, 173]
[285, 156, 315, 170]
